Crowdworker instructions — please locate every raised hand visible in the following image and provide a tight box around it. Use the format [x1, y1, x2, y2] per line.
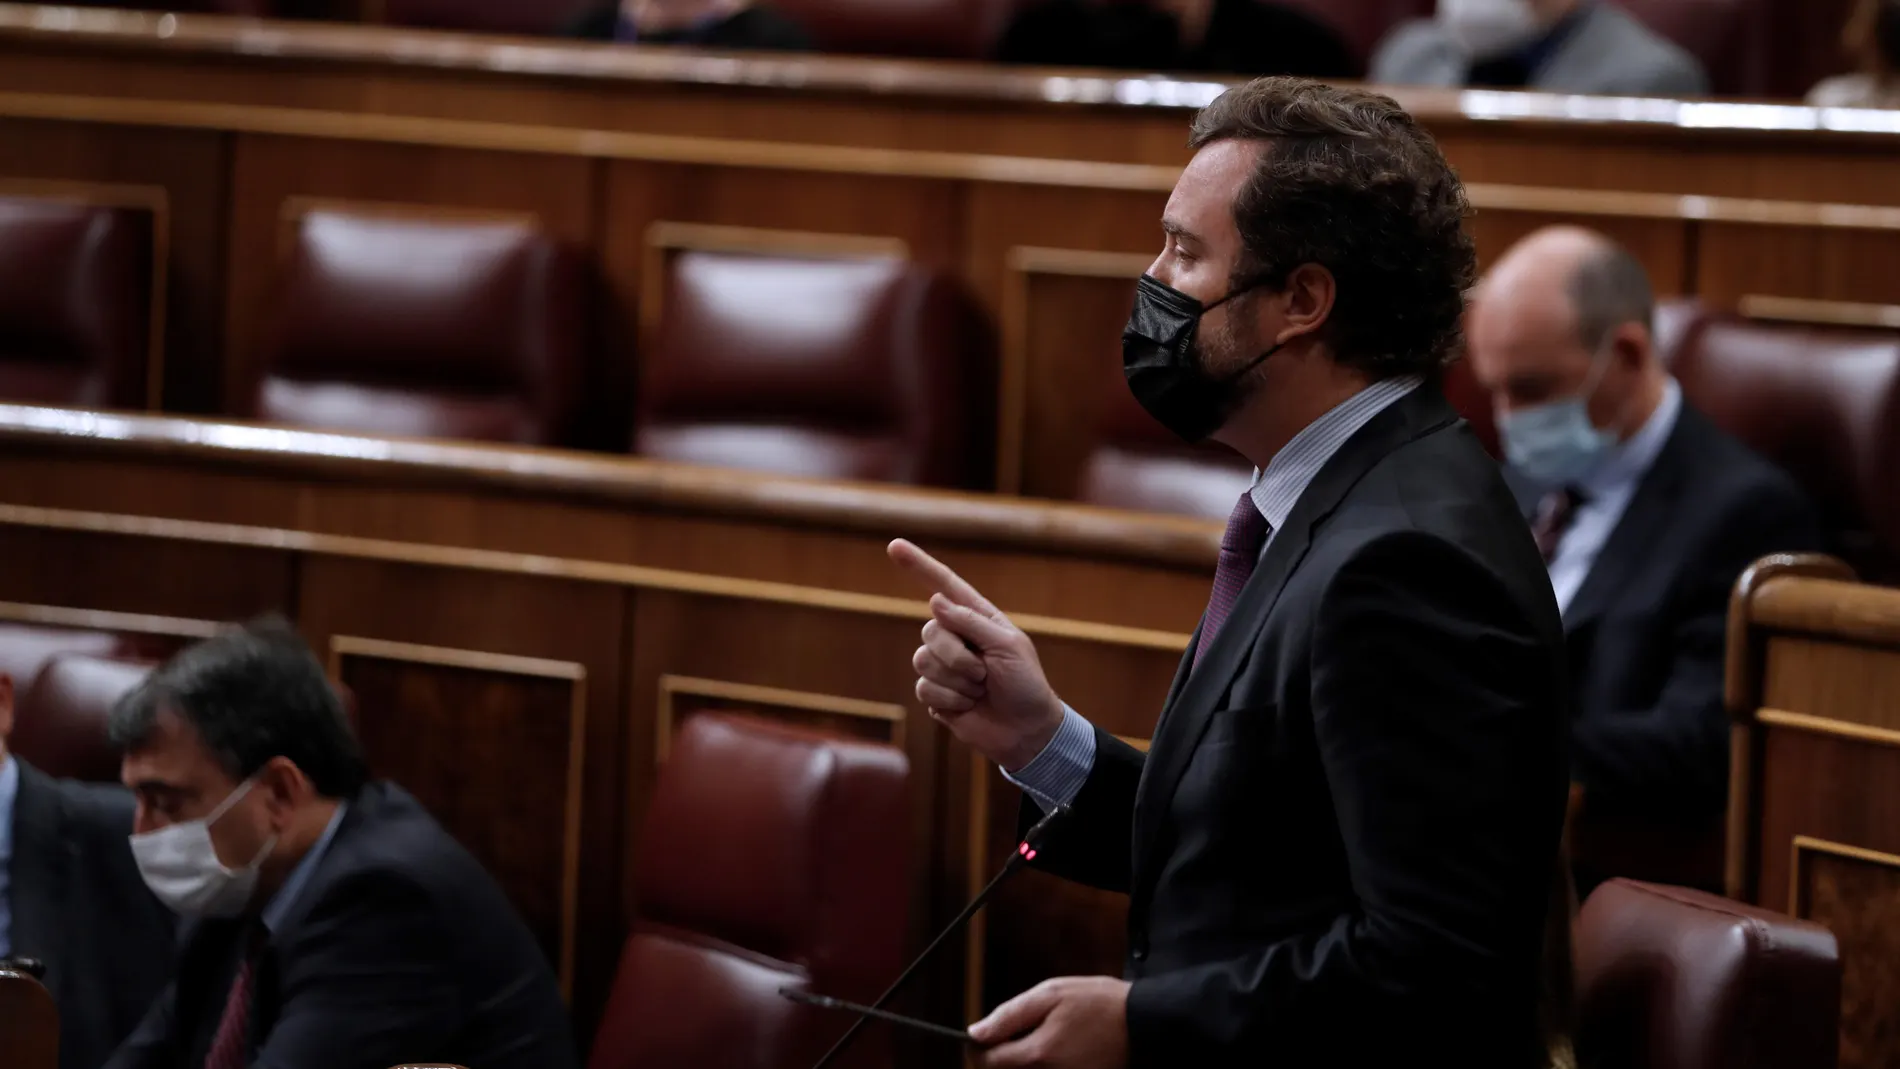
[888, 539, 1065, 771]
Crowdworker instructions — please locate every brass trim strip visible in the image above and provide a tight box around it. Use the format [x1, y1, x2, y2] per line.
[1757, 707, 1900, 748]
[1789, 834, 1900, 919]
[0, 502, 1193, 650]
[1739, 294, 1900, 330]
[0, 599, 222, 639]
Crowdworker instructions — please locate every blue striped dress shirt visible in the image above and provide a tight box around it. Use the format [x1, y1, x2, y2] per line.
[1007, 374, 1424, 810]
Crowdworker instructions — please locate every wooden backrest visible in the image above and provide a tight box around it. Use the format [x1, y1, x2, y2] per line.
[1724, 553, 1900, 1069]
[0, 967, 58, 1069]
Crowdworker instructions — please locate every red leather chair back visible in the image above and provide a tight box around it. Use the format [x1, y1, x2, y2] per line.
[0, 624, 126, 693]
[774, 0, 1015, 58]
[0, 195, 154, 410]
[1669, 313, 1900, 580]
[637, 250, 993, 488]
[1076, 369, 1251, 520]
[1576, 879, 1839, 1069]
[252, 209, 587, 446]
[11, 653, 152, 784]
[589, 713, 910, 1069]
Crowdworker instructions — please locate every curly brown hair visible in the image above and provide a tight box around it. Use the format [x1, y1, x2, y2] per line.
[1188, 77, 1476, 380]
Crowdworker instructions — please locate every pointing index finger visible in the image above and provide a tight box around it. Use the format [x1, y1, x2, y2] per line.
[887, 539, 1001, 617]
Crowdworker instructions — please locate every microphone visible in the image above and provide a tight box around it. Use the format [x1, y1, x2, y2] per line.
[794, 802, 1072, 1069]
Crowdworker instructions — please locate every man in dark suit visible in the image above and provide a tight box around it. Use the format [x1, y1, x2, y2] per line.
[1466, 226, 1822, 890]
[894, 78, 1569, 1068]
[102, 620, 576, 1069]
[0, 672, 175, 1069]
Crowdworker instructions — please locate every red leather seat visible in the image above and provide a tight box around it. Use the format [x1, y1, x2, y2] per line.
[1076, 371, 1251, 520]
[637, 251, 993, 488]
[775, 0, 1015, 58]
[248, 209, 587, 446]
[10, 653, 152, 784]
[1669, 312, 1900, 580]
[1576, 879, 1839, 1069]
[589, 713, 910, 1069]
[0, 195, 154, 410]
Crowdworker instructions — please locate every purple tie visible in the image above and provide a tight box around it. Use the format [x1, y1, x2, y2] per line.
[1194, 493, 1273, 666]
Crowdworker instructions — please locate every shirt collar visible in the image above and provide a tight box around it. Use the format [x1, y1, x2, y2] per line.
[260, 800, 347, 935]
[1577, 376, 1681, 499]
[0, 755, 17, 858]
[1248, 374, 1424, 530]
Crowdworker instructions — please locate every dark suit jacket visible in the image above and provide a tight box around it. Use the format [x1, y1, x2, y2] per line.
[9, 760, 176, 1069]
[996, 0, 1357, 78]
[1561, 403, 1820, 821]
[1025, 384, 1569, 1067]
[104, 782, 575, 1069]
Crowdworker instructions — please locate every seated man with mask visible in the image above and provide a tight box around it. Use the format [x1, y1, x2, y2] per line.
[1371, 0, 1707, 96]
[1464, 227, 1820, 892]
[103, 619, 575, 1069]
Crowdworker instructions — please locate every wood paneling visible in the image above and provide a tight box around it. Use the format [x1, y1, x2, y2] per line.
[1791, 838, 1900, 1069]
[1728, 559, 1900, 1069]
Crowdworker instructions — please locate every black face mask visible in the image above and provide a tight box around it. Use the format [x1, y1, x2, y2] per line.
[1121, 274, 1282, 443]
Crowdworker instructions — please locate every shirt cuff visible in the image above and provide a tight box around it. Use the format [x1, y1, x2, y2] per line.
[1001, 703, 1096, 811]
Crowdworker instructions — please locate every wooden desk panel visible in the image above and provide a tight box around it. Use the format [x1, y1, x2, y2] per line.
[0, 404, 1214, 1054]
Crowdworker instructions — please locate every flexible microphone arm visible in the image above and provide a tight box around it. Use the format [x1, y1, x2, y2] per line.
[803, 803, 1071, 1069]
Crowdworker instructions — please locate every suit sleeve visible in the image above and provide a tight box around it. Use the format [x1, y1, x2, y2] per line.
[1125, 531, 1565, 1063]
[99, 979, 181, 1069]
[252, 873, 461, 1069]
[1014, 727, 1145, 894]
[1570, 478, 1821, 812]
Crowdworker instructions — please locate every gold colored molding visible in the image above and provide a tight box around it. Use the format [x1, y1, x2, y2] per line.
[1757, 707, 1900, 749]
[0, 599, 222, 639]
[1789, 834, 1900, 919]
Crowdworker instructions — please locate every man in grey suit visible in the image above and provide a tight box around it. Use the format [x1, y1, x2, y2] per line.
[1371, 0, 1708, 97]
[0, 671, 177, 1069]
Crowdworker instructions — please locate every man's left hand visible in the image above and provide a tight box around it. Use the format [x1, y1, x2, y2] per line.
[970, 976, 1131, 1068]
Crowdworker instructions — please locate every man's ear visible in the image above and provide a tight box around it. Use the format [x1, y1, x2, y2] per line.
[258, 755, 313, 815]
[0, 673, 14, 744]
[1272, 263, 1338, 347]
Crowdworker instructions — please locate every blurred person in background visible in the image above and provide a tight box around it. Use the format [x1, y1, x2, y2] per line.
[565, 0, 811, 50]
[1465, 227, 1820, 892]
[1372, 0, 1706, 96]
[103, 619, 574, 1069]
[997, 0, 1356, 78]
[1808, 0, 1900, 107]
[0, 669, 174, 1069]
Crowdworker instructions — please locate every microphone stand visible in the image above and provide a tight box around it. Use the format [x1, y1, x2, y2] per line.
[802, 804, 1070, 1069]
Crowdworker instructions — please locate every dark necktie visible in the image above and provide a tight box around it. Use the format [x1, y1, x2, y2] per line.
[1531, 488, 1586, 564]
[203, 925, 264, 1069]
[1194, 492, 1273, 667]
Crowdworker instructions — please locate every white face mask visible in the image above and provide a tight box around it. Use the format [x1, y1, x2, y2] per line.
[130, 777, 278, 918]
[1437, 0, 1544, 60]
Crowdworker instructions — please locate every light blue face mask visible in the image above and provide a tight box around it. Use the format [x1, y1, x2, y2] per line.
[1498, 348, 1618, 488]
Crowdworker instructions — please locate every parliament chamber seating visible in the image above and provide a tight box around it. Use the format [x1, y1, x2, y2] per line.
[637, 249, 994, 488]
[1576, 878, 1840, 1069]
[10, 652, 152, 783]
[1667, 307, 1900, 581]
[0, 195, 155, 412]
[0, 965, 57, 1069]
[244, 208, 588, 447]
[588, 713, 910, 1069]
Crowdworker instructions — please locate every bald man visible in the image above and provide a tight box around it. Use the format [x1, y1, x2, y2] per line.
[1466, 227, 1819, 889]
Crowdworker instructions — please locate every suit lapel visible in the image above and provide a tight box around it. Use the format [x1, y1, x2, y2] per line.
[1562, 409, 1692, 631]
[9, 762, 71, 999]
[1131, 385, 1463, 868]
